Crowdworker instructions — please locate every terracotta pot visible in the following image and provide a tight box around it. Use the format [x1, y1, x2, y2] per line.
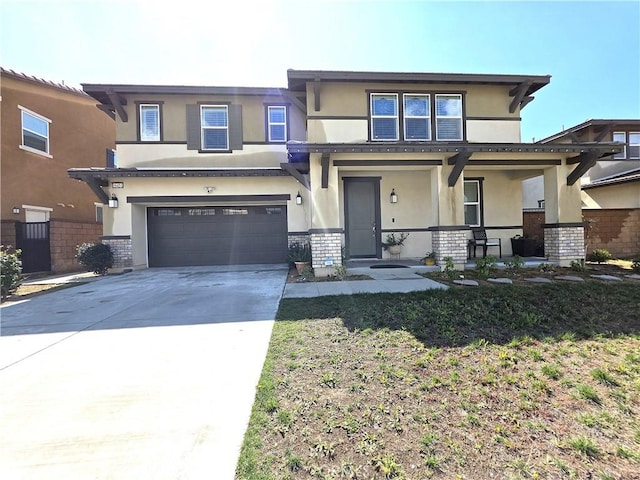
[295, 261, 310, 275]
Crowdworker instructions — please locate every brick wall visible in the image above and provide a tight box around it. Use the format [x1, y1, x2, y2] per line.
[50, 219, 103, 273]
[432, 229, 468, 268]
[583, 209, 640, 258]
[310, 232, 342, 276]
[544, 226, 585, 266]
[1, 220, 17, 251]
[101, 236, 132, 270]
[288, 233, 310, 247]
[524, 209, 639, 259]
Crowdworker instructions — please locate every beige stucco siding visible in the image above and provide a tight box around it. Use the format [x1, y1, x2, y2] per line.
[116, 93, 305, 143]
[307, 119, 368, 143]
[101, 175, 308, 267]
[115, 143, 287, 168]
[307, 82, 519, 118]
[582, 183, 640, 208]
[466, 120, 521, 142]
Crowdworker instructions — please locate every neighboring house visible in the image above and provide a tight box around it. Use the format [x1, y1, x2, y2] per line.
[70, 69, 621, 275]
[0, 67, 115, 272]
[523, 119, 640, 209]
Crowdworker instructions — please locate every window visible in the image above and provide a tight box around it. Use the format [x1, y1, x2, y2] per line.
[267, 106, 287, 142]
[371, 94, 399, 140]
[139, 104, 160, 141]
[436, 94, 463, 141]
[403, 94, 430, 141]
[464, 179, 482, 226]
[201, 105, 229, 150]
[629, 132, 640, 159]
[95, 204, 104, 223]
[20, 107, 50, 155]
[613, 132, 626, 159]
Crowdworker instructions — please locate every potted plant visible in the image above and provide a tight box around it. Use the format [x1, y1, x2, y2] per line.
[421, 251, 436, 266]
[381, 232, 409, 255]
[287, 242, 312, 274]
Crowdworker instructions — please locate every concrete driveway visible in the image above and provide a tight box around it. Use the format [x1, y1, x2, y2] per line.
[0, 265, 288, 480]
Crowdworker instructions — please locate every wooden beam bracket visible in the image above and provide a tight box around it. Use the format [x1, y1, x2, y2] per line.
[313, 77, 321, 112]
[282, 91, 307, 114]
[84, 177, 110, 204]
[509, 81, 533, 113]
[447, 152, 472, 186]
[106, 88, 128, 122]
[280, 163, 310, 190]
[566, 152, 598, 186]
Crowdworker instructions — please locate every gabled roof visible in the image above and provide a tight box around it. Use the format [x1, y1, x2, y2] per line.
[582, 168, 640, 189]
[1, 67, 89, 98]
[538, 119, 640, 143]
[287, 68, 551, 96]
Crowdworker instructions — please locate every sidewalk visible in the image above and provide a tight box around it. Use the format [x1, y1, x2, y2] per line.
[282, 263, 448, 298]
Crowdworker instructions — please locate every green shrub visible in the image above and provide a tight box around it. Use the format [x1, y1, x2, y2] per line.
[504, 255, 525, 272]
[587, 249, 612, 264]
[76, 243, 113, 274]
[1, 247, 23, 300]
[287, 242, 312, 263]
[442, 256, 458, 280]
[475, 255, 498, 277]
[570, 259, 586, 272]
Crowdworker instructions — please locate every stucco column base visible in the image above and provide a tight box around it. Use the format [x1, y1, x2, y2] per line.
[544, 224, 585, 267]
[431, 228, 468, 271]
[310, 231, 343, 277]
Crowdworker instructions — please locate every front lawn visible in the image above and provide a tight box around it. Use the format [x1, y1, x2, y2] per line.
[237, 283, 640, 479]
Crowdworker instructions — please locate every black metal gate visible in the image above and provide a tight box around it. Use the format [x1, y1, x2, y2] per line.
[15, 222, 51, 273]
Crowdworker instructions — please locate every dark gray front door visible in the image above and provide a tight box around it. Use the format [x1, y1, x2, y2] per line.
[344, 178, 381, 258]
[147, 206, 288, 267]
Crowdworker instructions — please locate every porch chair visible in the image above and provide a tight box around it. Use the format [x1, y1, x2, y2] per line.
[468, 227, 502, 259]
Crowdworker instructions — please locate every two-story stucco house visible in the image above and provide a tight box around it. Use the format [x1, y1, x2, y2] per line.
[70, 69, 621, 275]
[1, 67, 115, 273]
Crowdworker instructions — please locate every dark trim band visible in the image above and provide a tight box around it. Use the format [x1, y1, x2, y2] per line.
[308, 228, 344, 234]
[288, 231, 310, 236]
[543, 222, 585, 228]
[466, 116, 521, 121]
[380, 228, 431, 233]
[100, 235, 131, 240]
[307, 115, 369, 120]
[427, 225, 471, 231]
[127, 194, 291, 203]
[335, 160, 442, 167]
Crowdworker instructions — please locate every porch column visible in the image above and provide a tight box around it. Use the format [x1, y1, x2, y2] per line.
[543, 164, 585, 266]
[429, 165, 468, 270]
[308, 152, 342, 276]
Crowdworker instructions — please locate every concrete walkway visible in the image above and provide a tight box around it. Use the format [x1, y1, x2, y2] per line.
[283, 264, 448, 298]
[0, 265, 287, 480]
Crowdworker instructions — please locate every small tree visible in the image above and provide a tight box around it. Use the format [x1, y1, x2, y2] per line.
[1, 246, 23, 301]
[76, 243, 114, 274]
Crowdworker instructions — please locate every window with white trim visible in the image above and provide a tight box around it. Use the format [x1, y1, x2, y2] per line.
[403, 94, 430, 141]
[140, 104, 160, 141]
[436, 94, 463, 141]
[201, 105, 229, 150]
[20, 107, 51, 155]
[267, 105, 287, 142]
[95, 204, 104, 223]
[464, 179, 482, 226]
[613, 132, 626, 159]
[629, 132, 640, 159]
[371, 93, 399, 140]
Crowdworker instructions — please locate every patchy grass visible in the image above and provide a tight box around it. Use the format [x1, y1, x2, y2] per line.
[237, 283, 640, 479]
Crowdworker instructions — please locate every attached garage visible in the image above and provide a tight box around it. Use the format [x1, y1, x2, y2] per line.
[147, 205, 288, 267]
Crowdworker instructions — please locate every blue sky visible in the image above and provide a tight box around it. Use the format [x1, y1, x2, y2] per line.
[2, 0, 638, 141]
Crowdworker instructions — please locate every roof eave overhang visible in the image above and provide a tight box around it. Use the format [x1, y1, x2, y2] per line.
[286, 142, 622, 157]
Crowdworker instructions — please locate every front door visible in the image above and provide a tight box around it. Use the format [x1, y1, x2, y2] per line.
[344, 178, 381, 258]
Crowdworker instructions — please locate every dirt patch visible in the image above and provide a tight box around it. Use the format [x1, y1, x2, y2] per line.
[286, 267, 372, 284]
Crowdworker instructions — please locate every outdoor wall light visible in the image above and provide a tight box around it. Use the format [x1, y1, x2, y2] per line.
[390, 188, 398, 204]
[108, 194, 119, 208]
[204, 186, 215, 193]
[12, 207, 20, 214]
[296, 191, 303, 205]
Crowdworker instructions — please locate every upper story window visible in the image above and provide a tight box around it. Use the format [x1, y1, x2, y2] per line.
[435, 94, 463, 141]
[404, 94, 431, 141]
[201, 105, 229, 150]
[371, 94, 399, 140]
[629, 132, 640, 159]
[613, 132, 626, 159]
[267, 105, 287, 142]
[370, 92, 464, 142]
[612, 131, 640, 159]
[139, 104, 161, 141]
[20, 106, 51, 156]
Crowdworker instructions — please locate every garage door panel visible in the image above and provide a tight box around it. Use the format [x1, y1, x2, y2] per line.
[148, 206, 287, 267]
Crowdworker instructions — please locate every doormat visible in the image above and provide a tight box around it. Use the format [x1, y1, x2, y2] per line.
[369, 264, 409, 269]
